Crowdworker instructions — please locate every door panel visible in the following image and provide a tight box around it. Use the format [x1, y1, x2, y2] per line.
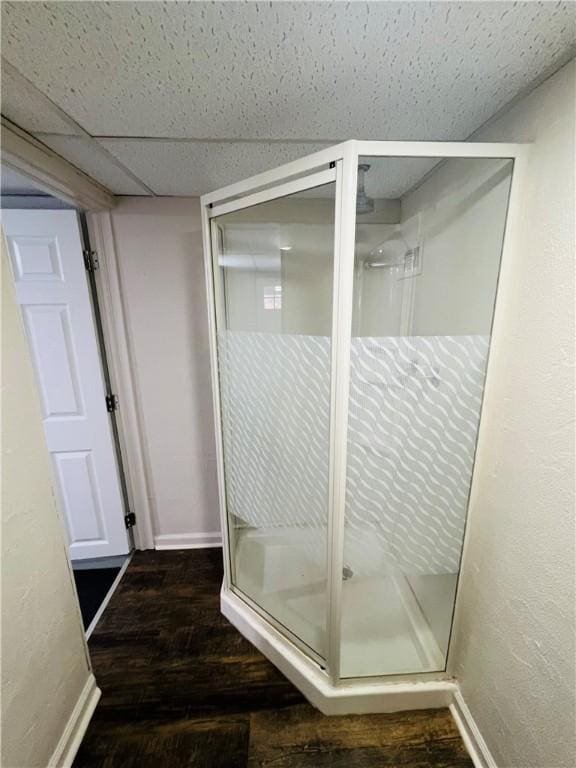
[53, 450, 105, 541]
[2, 210, 129, 560]
[210, 176, 337, 660]
[340, 155, 514, 678]
[22, 304, 84, 416]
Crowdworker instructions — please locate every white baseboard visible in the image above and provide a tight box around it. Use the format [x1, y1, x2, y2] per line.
[48, 673, 101, 768]
[450, 689, 497, 768]
[154, 532, 222, 550]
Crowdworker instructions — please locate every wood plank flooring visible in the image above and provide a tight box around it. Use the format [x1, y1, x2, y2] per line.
[74, 549, 472, 768]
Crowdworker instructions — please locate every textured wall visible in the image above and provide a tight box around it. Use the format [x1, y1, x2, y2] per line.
[1, 238, 92, 767]
[108, 197, 220, 542]
[448, 60, 575, 768]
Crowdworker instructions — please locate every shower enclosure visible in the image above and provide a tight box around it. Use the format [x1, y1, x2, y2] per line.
[201, 141, 523, 713]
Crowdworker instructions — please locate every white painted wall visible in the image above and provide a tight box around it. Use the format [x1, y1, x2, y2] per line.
[1, 237, 94, 767]
[353, 158, 512, 339]
[218, 197, 338, 337]
[401, 157, 513, 336]
[448, 60, 575, 768]
[219, 204, 400, 338]
[224, 269, 282, 333]
[108, 198, 220, 545]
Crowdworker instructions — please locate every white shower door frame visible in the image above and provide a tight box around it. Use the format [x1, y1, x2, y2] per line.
[201, 140, 528, 697]
[205, 159, 343, 670]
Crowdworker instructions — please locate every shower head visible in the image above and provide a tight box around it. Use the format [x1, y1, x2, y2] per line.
[356, 164, 375, 215]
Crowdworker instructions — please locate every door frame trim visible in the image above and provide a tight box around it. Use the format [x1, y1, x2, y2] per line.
[1, 118, 114, 210]
[78, 212, 135, 551]
[86, 211, 156, 550]
[2, 124, 155, 549]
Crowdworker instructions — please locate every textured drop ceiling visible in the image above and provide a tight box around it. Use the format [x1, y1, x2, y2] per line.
[1, 1, 575, 197]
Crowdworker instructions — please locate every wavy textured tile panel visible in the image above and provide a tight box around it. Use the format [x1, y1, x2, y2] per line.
[218, 332, 489, 576]
[219, 331, 331, 534]
[346, 335, 489, 575]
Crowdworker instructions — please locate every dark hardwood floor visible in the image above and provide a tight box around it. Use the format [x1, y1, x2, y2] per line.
[74, 549, 472, 767]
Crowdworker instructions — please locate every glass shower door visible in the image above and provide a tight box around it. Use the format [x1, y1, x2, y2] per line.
[210, 173, 337, 660]
[341, 154, 514, 678]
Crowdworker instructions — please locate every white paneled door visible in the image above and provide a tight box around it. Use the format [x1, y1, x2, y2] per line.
[2, 210, 130, 559]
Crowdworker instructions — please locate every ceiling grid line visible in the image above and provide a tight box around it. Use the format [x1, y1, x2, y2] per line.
[1, 57, 156, 196]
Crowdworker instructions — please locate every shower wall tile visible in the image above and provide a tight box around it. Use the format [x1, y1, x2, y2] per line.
[346, 334, 490, 574]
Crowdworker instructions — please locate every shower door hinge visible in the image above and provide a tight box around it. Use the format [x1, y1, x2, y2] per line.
[124, 512, 136, 529]
[83, 249, 99, 272]
[105, 393, 119, 412]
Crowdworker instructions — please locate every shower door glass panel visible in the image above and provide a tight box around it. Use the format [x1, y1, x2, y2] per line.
[341, 156, 514, 678]
[212, 181, 336, 660]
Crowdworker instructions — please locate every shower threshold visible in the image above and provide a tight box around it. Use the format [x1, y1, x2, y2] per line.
[221, 581, 456, 715]
[228, 527, 455, 710]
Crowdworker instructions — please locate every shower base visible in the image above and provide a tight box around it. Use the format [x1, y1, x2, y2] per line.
[224, 528, 457, 713]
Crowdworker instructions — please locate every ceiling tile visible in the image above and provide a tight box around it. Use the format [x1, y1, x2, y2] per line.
[1, 62, 78, 135]
[39, 135, 151, 195]
[2, 2, 575, 141]
[98, 140, 332, 196]
[100, 139, 447, 198]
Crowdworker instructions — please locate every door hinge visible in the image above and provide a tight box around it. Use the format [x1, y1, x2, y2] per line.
[124, 512, 136, 529]
[83, 249, 99, 272]
[105, 393, 119, 412]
